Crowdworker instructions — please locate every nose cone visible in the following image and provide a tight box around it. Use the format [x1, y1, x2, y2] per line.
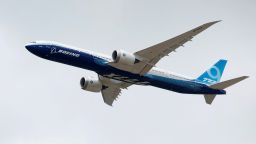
[25, 43, 47, 58]
[25, 43, 35, 53]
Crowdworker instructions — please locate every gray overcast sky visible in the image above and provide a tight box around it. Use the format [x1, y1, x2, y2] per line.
[0, 0, 255, 144]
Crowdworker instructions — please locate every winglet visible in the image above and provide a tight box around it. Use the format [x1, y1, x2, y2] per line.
[211, 20, 222, 24]
[206, 20, 222, 27]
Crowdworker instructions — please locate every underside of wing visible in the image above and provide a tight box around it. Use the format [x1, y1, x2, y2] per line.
[101, 86, 122, 106]
[134, 21, 221, 75]
[108, 21, 220, 75]
[99, 75, 132, 106]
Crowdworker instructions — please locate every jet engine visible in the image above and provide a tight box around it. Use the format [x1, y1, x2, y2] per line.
[80, 77, 102, 92]
[112, 50, 139, 65]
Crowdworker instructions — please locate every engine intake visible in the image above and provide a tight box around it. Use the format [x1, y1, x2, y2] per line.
[80, 77, 102, 92]
[112, 50, 139, 65]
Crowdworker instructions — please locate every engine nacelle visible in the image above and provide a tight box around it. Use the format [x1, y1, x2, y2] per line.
[80, 77, 102, 92]
[112, 50, 138, 65]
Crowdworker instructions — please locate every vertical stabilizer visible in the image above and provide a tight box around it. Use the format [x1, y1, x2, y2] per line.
[197, 59, 227, 85]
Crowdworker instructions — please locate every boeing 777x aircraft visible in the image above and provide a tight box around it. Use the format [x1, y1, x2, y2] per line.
[26, 21, 248, 106]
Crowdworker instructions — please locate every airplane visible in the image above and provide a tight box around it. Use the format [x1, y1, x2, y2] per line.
[25, 21, 248, 106]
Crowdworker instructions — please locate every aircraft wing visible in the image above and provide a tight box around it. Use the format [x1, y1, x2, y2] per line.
[108, 21, 220, 75]
[101, 86, 122, 106]
[99, 75, 131, 106]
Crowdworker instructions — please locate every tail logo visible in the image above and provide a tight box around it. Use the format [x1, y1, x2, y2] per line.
[207, 66, 221, 80]
[197, 59, 227, 85]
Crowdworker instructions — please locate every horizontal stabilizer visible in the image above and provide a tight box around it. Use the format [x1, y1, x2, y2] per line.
[204, 76, 248, 105]
[209, 76, 249, 90]
[204, 94, 217, 104]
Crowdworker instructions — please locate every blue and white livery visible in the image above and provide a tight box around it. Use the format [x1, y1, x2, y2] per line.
[26, 21, 248, 106]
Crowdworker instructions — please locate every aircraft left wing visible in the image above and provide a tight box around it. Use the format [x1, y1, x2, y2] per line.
[99, 75, 131, 106]
[101, 86, 122, 106]
[108, 21, 220, 75]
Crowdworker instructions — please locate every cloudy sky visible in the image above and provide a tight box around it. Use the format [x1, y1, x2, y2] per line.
[0, 0, 255, 144]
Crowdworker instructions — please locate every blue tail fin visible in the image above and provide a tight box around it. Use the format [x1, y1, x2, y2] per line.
[196, 59, 227, 85]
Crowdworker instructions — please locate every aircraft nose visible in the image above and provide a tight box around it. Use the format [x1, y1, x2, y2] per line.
[25, 43, 34, 52]
[25, 42, 49, 58]
[25, 43, 41, 56]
